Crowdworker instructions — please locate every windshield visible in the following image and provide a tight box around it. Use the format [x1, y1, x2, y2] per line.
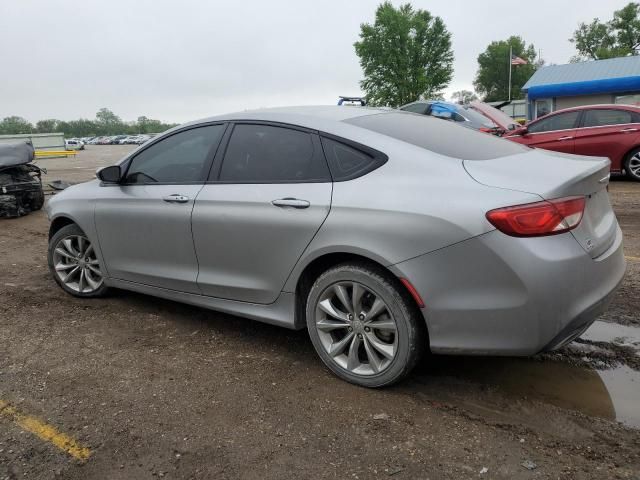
[344, 112, 529, 160]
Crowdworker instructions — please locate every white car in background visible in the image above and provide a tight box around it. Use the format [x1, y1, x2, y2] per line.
[65, 139, 84, 151]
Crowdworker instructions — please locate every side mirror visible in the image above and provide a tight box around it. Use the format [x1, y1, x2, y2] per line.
[97, 165, 121, 183]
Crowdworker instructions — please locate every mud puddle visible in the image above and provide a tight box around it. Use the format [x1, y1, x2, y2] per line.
[413, 321, 640, 429]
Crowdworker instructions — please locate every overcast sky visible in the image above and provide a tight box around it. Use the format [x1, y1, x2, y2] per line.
[0, 0, 631, 124]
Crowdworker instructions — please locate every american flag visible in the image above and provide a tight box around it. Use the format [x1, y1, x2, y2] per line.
[511, 55, 528, 66]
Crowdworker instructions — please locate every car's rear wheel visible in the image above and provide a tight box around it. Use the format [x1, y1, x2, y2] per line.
[306, 262, 425, 387]
[624, 148, 640, 181]
[48, 223, 108, 298]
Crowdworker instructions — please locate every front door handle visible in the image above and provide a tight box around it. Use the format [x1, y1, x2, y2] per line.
[557, 136, 573, 141]
[620, 128, 638, 133]
[163, 194, 190, 203]
[271, 197, 310, 209]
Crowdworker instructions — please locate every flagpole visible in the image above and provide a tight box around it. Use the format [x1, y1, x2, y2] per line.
[508, 45, 512, 102]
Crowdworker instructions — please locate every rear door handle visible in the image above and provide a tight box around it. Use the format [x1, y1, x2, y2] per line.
[620, 128, 638, 132]
[557, 136, 573, 141]
[271, 197, 310, 209]
[163, 194, 190, 203]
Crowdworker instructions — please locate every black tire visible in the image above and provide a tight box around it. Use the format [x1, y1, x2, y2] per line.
[306, 262, 426, 388]
[48, 223, 109, 298]
[30, 188, 45, 211]
[624, 148, 640, 182]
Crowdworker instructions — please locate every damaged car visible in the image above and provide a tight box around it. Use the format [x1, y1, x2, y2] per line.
[0, 142, 45, 218]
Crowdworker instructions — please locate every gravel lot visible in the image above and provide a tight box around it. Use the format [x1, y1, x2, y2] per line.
[1, 146, 639, 479]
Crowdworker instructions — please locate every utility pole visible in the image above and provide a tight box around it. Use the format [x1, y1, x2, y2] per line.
[508, 45, 512, 102]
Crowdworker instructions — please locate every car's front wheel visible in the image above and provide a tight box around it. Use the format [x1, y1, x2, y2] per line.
[306, 262, 425, 387]
[624, 148, 640, 181]
[48, 223, 108, 298]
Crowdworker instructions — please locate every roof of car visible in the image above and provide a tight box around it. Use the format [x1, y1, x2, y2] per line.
[194, 105, 391, 125]
[532, 103, 640, 118]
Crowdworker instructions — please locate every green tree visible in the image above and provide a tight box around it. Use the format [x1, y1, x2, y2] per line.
[473, 36, 537, 102]
[570, 2, 640, 60]
[450, 90, 478, 104]
[0, 116, 33, 134]
[354, 2, 453, 107]
[35, 119, 61, 133]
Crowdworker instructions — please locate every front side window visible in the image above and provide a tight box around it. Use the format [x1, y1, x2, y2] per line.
[219, 124, 330, 183]
[124, 125, 224, 184]
[583, 109, 634, 127]
[528, 111, 580, 133]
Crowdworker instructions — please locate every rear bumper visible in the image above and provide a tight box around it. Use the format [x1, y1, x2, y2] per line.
[390, 226, 626, 355]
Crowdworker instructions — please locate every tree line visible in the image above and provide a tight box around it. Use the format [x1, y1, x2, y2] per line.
[354, 2, 640, 106]
[0, 108, 178, 137]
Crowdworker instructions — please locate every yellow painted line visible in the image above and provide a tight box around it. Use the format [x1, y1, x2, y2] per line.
[626, 255, 640, 262]
[0, 399, 91, 461]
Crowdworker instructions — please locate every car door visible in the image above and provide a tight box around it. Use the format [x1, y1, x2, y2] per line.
[192, 122, 332, 304]
[515, 110, 581, 154]
[574, 108, 640, 172]
[94, 124, 226, 293]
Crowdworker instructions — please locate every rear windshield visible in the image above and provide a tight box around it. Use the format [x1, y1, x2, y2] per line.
[345, 112, 528, 160]
[457, 106, 496, 128]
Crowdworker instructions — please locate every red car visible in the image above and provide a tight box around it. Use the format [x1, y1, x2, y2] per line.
[503, 104, 640, 181]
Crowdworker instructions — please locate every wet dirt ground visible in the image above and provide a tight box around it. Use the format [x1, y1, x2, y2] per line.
[1, 146, 639, 479]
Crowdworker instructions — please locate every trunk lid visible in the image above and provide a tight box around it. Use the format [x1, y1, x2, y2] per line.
[464, 149, 617, 258]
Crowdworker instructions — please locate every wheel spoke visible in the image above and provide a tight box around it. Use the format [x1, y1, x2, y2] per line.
[62, 238, 79, 257]
[55, 262, 77, 272]
[318, 299, 349, 322]
[333, 285, 353, 314]
[362, 335, 382, 373]
[77, 236, 85, 255]
[87, 265, 101, 276]
[61, 265, 81, 283]
[78, 269, 86, 292]
[365, 317, 397, 331]
[55, 247, 76, 261]
[364, 331, 395, 360]
[346, 335, 362, 371]
[316, 318, 350, 332]
[366, 297, 386, 320]
[84, 271, 100, 290]
[329, 332, 354, 357]
[352, 283, 364, 314]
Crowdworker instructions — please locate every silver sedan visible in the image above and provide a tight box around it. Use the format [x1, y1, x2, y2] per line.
[46, 106, 626, 387]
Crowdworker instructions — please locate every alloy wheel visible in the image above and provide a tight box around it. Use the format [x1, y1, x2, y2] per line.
[52, 235, 103, 293]
[628, 153, 640, 179]
[314, 281, 398, 376]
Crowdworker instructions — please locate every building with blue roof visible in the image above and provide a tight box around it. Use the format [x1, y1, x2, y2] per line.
[522, 56, 640, 120]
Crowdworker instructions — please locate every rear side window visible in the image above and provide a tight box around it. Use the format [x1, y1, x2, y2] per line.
[583, 109, 634, 127]
[320, 137, 386, 181]
[528, 111, 580, 133]
[219, 124, 330, 183]
[124, 125, 224, 184]
[345, 112, 528, 160]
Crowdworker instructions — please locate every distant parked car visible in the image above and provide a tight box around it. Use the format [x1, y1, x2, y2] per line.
[65, 139, 84, 151]
[504, 104, 640, 181]
[400, 100, 500, 133]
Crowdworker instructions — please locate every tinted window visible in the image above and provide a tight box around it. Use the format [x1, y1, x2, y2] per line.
[583, 109, 634, 127]
[401, 103, 429, 114]
[528, 111, 580, 133]
[124, 125, 224, 184]
[219, 124, 330, 182]
[345, 112, 528, 160]
[321, 137, 386, 181]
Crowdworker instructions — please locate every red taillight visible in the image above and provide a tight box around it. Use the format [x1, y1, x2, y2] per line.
[486, 196, 585, 237]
